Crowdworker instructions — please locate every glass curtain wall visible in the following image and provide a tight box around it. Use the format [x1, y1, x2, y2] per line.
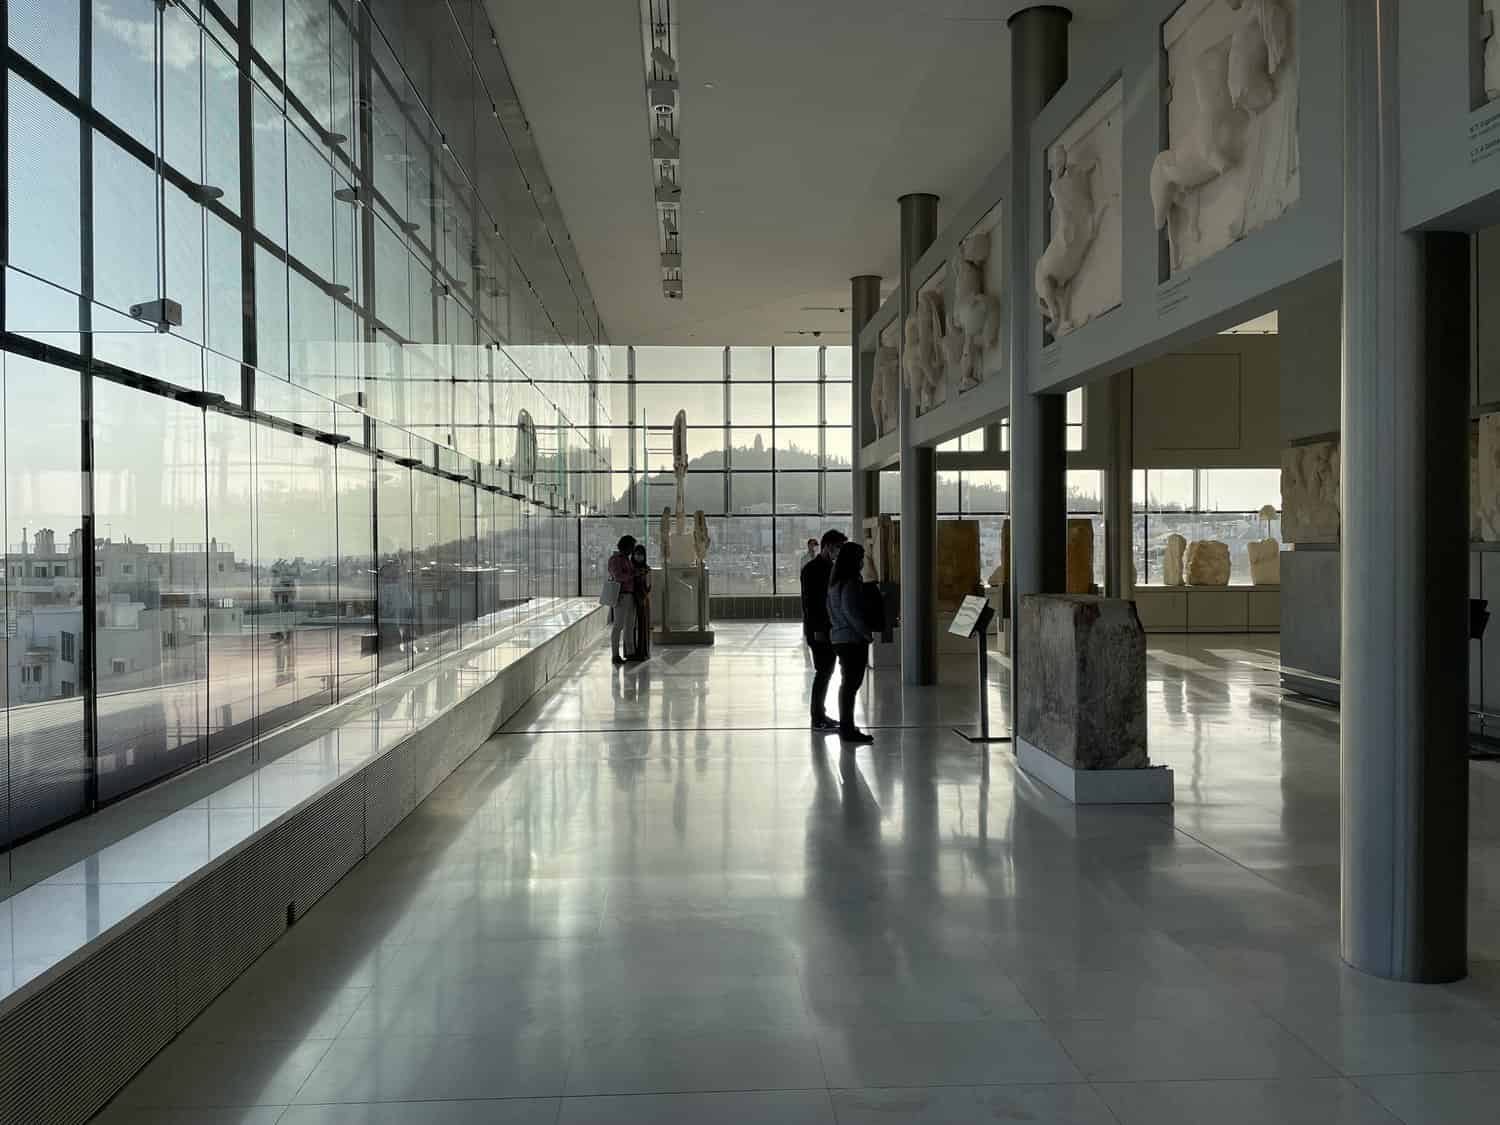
[0, 0, 610, 848]
[1133, 468, 1283, 585]
[580, 346, 853, 595]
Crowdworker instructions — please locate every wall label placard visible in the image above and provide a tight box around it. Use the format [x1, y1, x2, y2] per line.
[1041, 344, 1062, 374]
[1470, 106, 1500, 167]
[949, 594, 993, 638]
[1157, 275, 1192, 318]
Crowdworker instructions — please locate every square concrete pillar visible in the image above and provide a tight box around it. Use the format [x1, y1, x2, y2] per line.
[1016, 594, 1172, 804]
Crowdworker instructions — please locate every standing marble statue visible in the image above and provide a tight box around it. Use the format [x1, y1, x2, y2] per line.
[671, 408, 689, 532]
[952, 232, 1001, 390]
[1035, 143, 1105, 337]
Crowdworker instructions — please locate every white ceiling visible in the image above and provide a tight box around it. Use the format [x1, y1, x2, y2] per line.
[485, 1, 1126, 346]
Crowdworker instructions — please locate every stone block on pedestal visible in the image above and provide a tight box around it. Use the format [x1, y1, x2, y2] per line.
[1066, 518, 1094, 594]
[1185, 540, 1231, 586]
[1016, 594, 1171, 804]
[654, 564, 714, 646]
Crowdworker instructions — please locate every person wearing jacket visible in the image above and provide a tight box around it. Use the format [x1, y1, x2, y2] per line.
[799, 529, 846, 732]
[629, 542, 652, 661]
[607, 535, 637, 666]
[826, 540, 874, 744]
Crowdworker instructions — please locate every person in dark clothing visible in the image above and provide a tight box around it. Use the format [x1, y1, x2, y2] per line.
[826, 540, 874, 744]
[800, 529, 846, 732]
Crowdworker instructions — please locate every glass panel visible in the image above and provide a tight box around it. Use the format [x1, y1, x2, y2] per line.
[11, 0, 80, 93]
[634, 382, 723, 427]
[937, 471, 960, 513]
[775, 346, 819, 381]
[824, 383, 852, 427]
[255, 423, 336, 727]
[823, 346, 851, 382]
[961, 470, 1008, 514]
[729, 346, 771, 380]
[729, 383, 772, 425]
[711, 517, 772, 594]
[205, 409, 257, 755]
[776, 515, 827, 597]
[878, 470, 900, 513]
[728, 428, 772, 469]
[1199, 467, 1282, 511]
[632, 345, 723, 380]
[730, 472, 772, 515]
[9, 75, 82, 293]
[824, 428, 852, 468]
[773, 427, 820, 468]
[93, 380, 209, 802]
[375, 458, 412, 676]
[93, 132, 160, 317]
[1066, 469, 1103, 513]
[776, 472, 819, 514]
[824, 471, 851, 515]
[774, 383, 819, 427]
[3, 356, 88, 843]
[94, 0, 158, 143]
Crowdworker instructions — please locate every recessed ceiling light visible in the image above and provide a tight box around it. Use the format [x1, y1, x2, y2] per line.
[703, 82, 715, 89]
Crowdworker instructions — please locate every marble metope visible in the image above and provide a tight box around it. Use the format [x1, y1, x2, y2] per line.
[1162, 532, 1187, 587]
[871, 345, 899, 437]
[936, 519, 981, 610]
[1478, 414, 1500, 542]
[1486, 0, 1500, 102]
[1281, 439, 1339, 544]
[1035, 79, 1123, 339]
[1067, 518, 1095, 595]
[1017, 594, 1149, 771]
[950, 230, 1002, 393]
[1185, 539, 1231, 586]
[1151, 0, 1299, 275]
[1247, 538, 1281, 585]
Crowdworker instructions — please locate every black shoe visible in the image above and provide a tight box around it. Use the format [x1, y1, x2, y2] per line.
[811, 716, 841, 732]
[612, 655, 626, 666]
[839, 728, 874, 745]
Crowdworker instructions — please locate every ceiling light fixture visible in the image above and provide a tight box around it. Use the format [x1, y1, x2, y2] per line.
[640, 0, 683, 300]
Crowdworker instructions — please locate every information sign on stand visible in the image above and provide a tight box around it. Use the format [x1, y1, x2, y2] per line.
[950, 595, 1008, 744]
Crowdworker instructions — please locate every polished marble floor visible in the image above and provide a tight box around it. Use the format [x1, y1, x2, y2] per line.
[92, 625, 1500, 1123]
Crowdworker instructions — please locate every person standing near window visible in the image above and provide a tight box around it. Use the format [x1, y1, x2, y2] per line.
[826, 539, 873, 744]
[629, 542, 652, 661]
[608, 535, 637, 666]
[800, 529, 845, 732]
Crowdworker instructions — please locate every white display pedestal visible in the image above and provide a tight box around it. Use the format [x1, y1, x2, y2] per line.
[654, 563, 714, 646]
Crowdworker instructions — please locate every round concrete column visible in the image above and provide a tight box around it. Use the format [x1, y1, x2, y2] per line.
[898, 193, 939, 685]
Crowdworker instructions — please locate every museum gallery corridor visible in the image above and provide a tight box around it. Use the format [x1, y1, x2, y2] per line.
[92, 625, 1500, 1124]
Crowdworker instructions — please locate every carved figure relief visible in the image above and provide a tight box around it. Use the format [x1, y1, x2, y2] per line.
[871, 345, 899, 437]
[1152, 0, 1298, 275]
[1036, 80, 1123, 340]
[1281, 439, 1339, 544]
[951, 231, 1001, 392]
[913, 282, 948, 414]
[902, 314, 923, 407]
[1477, 414, 1500, 542]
